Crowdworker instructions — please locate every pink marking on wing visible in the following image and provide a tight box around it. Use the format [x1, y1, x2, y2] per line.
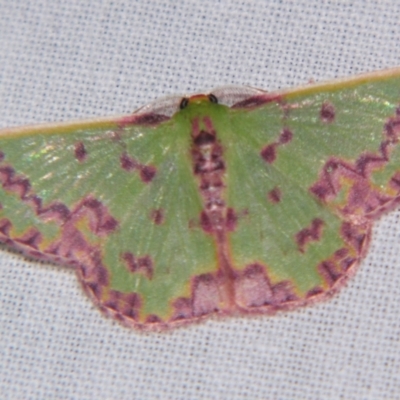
[171, 297, 193, 320]
[73, 197, 119, 235]
[122, 252, 153, 279]
[0, 166, 30, 198]
[306, 286, 324, 298]
[118, 113, 170, 128]
[95, 265, 110, 286]
[340, 257, 357, 271]
[85, 282, 105, 300]
[103, 289, 122, 311]
[333, 247, 349, 260]
[384, 113, 400, 142]
[320, 101, 335, 123]
[309, 119, 399, 215]
[318, 261, 342, 286]
[271, 281, 298, 303]
[38, 196, 119, 293]
[200, 210, 213, 233]
[260, 128, 293, 166]
[225, 208, 237, 231]
[39, 202, 71, 223]
[295, 218, 324, 253]
[310, 143, 397, 218]
[124, 292, 141, 307]
[329, 246, 358, 274]
[75, 250, 111, 298]
[0, 162, 72, 223]
[14, 228, 42, 249]
[120, 152, 138, 171]
[110, 291, 141, 321]
[0, 164, 117, 321]
[345, 181, 390, 215]
[0, 219, 12, 238]
[355, 151, 387, 177]
[74, 142, 87, 162]
[138, 256, 154, 279]
[0, 156, 141, 327]
[234, 264, 274, 308]
[23, 195, 41, 213]
[279, 128, 293, 144]
[390, 171, 400, 190]
[192, 274, 221, 317]
[150, 208, 165, 225]
[140, 165, 156, 183]
[310, 158, 358, 202]
[122, 252, 137, 273]
[260, 143, 277, 163]
[231, 94, 282, 109]
[268, 187, 282, 203]
[145, 315, 163, 324]
[340, 222, 369, 253]
[120, 152, 156, 183]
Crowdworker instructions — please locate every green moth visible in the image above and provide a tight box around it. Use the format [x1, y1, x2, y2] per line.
[1, 68, 400, 330]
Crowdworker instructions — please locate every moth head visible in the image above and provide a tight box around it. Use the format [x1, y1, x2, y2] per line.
[180, 93, 218, 110]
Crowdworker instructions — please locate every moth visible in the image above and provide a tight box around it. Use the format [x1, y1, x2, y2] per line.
[1, 67, 400, 330]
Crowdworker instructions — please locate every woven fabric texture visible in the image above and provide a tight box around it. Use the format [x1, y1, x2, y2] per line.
[1, 1, 400, 399]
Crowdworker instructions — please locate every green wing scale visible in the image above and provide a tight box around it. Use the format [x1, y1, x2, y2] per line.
[1, 68, 400, 329]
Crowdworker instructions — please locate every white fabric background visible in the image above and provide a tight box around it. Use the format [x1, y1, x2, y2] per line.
[1, 1, 400, 399]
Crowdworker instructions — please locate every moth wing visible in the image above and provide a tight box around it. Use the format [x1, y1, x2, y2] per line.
[0, 113, 217, 327]
[223, 69, 400, 308]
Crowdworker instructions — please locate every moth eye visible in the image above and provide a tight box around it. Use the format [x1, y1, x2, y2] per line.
[208, 93, 218, 104]
[179, 97, 189, 110]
